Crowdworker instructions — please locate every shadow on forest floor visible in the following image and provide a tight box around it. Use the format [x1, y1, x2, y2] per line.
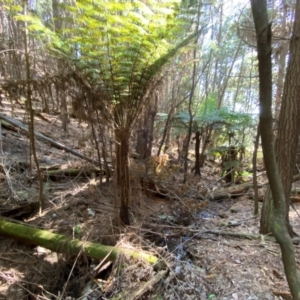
[0, 100, 299, 299]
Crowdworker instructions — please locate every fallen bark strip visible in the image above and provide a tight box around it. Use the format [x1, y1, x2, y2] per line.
[112, 270, 168, 300]
[207, 182, 263, 201]
[35, 112, 52, 123]
[203, 229, 276, 241]
[207, 177, 300, 202]
[0, 113, 113, 171]
[272, 290, 293, 300]
[210, 174, 300, 201]
[191, 229, 300, 244]
[0, 218, 160, 266]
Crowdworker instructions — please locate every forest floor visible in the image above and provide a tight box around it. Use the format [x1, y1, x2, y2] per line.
[0, 99, 299, 300]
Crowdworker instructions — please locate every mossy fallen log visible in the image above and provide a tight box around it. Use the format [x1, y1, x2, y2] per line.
[0, 218, 160, 266]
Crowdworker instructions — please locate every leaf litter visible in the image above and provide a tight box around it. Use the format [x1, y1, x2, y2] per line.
[0, 100, 299, 300]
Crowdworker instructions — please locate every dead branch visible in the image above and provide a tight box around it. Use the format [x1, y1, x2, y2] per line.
[112, 270, 168, 300]
[0, 113, 113, 172]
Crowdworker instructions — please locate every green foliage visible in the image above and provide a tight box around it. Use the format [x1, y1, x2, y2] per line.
[62, 0, 187, 101]
[173, 111, 191, 127]
[241, 170, 252, 180]
[169, 103, 254, 154]
[14, 14, 69, 55]
[197, 92, 218, 116]
[2, 0, 22, 15]
[12, 0, 200, 128]
[197, 93, 252, 127]
[172, 106, 253, 133]
[74, 224, 82, 236]
[222, 160, 239, 170]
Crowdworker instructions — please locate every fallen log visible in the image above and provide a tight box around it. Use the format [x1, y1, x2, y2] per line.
[0, 218, 162, 267]
[206, 177, 300, 202]
[210, 174, 300, 201]
[42, 166, 103, 180]
[0, 113, 113, 171]
[206, 181, 266, 201]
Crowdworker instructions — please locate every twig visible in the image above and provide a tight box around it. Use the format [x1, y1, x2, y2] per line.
[0, 121, 3, 155]
[129, 270, 168, 300]
[0, 161, 21, 201]
[59, 246, 84, 300]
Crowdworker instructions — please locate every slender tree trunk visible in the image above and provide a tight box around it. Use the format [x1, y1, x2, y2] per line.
[146, 109, 156, 158]
[218, 39, 242, 109]
[232, 57, 244, 111]
[60, 82, 68, 132]
[143, 93, 158, 159]
[157, 95, 186, 157]
[253, 123, 260, 215]
[23, 0, 43, 214]
[211, 2, 223, 98]
[115, 127, 131, 225]
[183, 106, 193, 181]
[53, 0, 68, 131]
[157, 107, 174, 157]
[183, 1, 201, 181]
[192, 131, 201, 176]
[251, 0, 300, 297]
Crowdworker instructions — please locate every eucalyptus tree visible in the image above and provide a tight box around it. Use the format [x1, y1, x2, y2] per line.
[251, 0, 300, 297]
[260, 0, 300, 236]
[271, 0, 293, 121]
